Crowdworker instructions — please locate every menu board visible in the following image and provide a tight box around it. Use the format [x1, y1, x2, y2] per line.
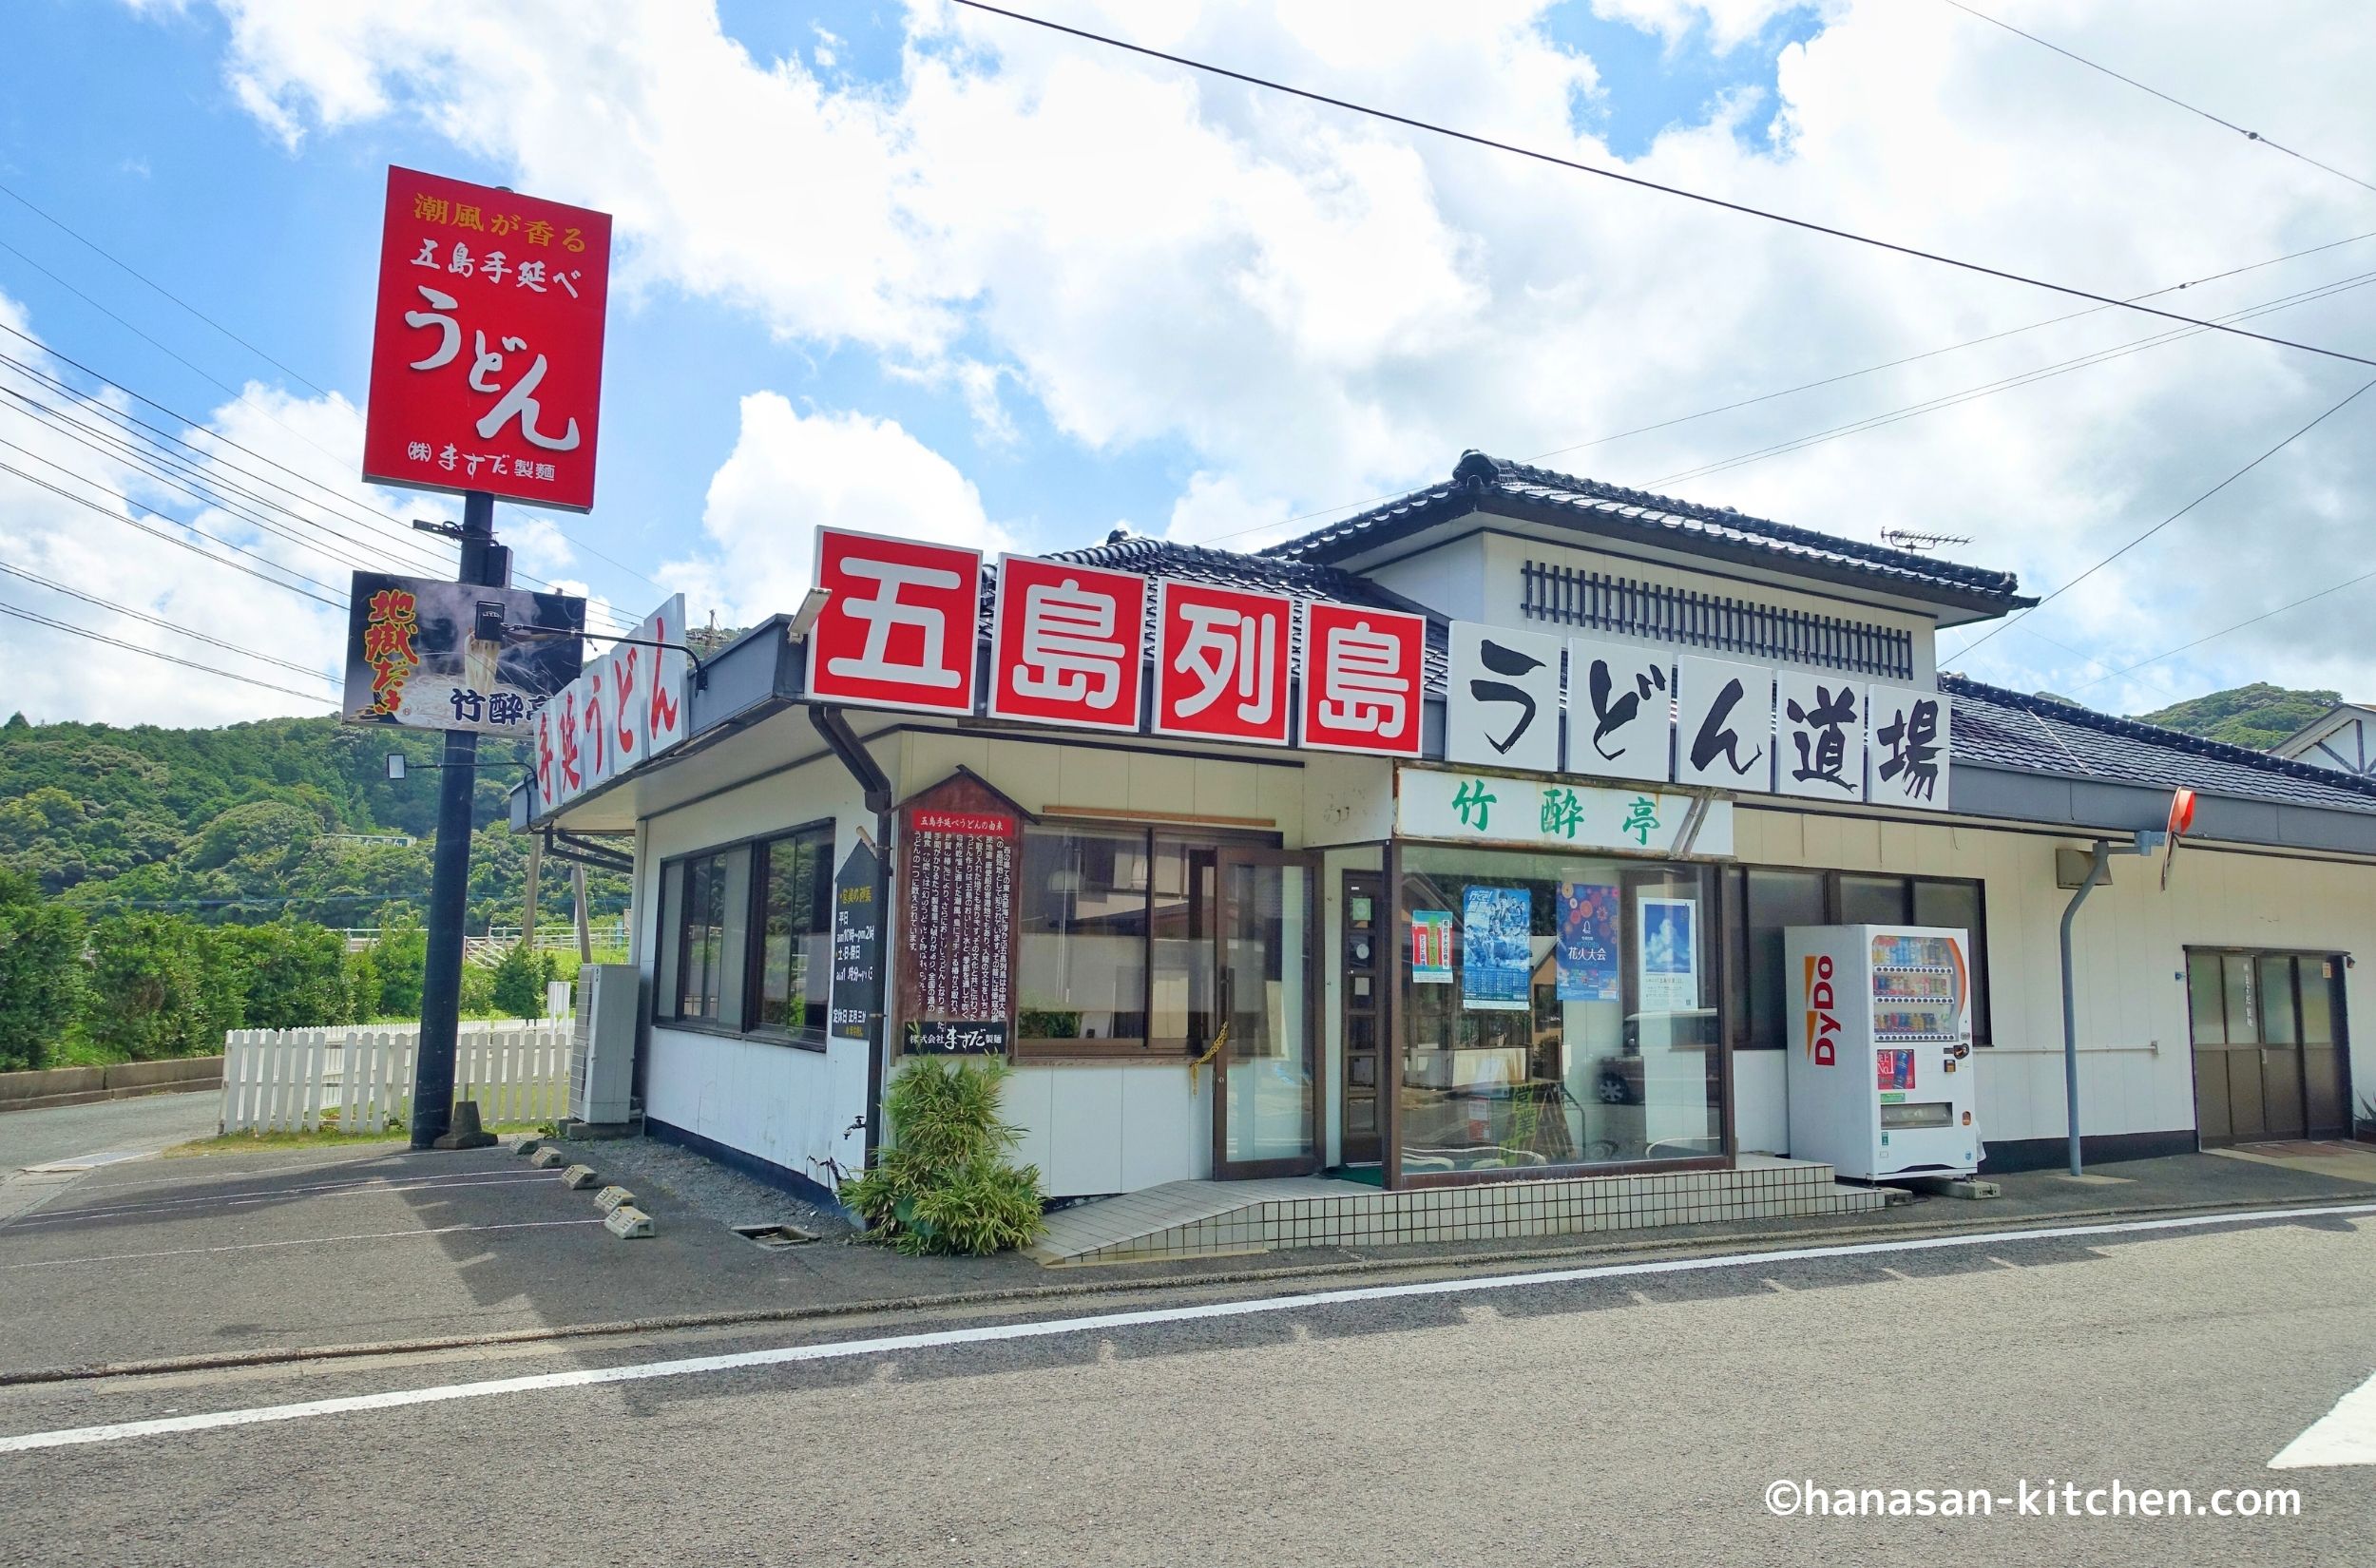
[897, 772, 1022, 1056]
[829, 837, 881, 1044]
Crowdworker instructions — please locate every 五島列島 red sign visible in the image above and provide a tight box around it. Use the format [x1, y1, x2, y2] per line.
[362, 166, 612, 512]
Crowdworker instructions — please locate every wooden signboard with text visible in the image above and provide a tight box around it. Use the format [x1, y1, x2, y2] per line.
[894, 771, 1026, 1056]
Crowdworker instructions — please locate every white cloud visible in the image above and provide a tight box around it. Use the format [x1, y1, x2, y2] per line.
[163, 0, 2376, 716]
[663, 392, 1011, 627]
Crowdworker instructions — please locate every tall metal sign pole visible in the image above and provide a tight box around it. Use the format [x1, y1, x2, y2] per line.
[410, 491, 507, 1147]
[344, 165, 614, 1149]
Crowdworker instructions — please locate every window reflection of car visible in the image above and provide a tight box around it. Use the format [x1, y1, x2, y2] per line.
[1597, 1007, 1721, 1104]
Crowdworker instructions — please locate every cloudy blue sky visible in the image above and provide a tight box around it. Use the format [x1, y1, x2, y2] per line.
[3, 1, 2373, 725]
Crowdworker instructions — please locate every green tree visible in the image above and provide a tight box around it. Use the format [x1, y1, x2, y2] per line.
[489, 939, 547, 1021]
[0, 870, 85, 1071]
[85, 912, 244, 1060]
[218, 917, 350, 1029]
[342, 942, 384, 1023]
[374, 904, 429, 1019]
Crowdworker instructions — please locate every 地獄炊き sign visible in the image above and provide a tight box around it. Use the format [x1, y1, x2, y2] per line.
[362, 167, 613, 511]
[341, 571, 583, 735]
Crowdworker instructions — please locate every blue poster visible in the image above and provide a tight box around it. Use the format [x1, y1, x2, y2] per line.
[1556, 882, 1620, 1002]
[1461, 885, 1532, 1012]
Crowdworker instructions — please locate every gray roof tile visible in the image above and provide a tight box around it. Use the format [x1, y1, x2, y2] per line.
[1266, 451, 2032, 611]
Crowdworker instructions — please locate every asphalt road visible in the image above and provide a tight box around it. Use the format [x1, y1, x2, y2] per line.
[2, 1203, 2369, 1566]
[0, 1092, 221, 1174]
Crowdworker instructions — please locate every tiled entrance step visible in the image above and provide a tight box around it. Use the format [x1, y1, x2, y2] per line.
[1029, 1155, 1893, 1264]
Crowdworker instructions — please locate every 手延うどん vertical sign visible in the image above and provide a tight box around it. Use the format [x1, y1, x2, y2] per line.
[362, 166, 613, 511]
[897, 774, 1022, 1056]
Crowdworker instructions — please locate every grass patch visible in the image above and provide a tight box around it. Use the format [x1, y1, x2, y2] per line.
[167, 1119, 546, 1157]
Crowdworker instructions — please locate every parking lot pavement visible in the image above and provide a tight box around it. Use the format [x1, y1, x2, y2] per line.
[0, 1141, 846, 1374]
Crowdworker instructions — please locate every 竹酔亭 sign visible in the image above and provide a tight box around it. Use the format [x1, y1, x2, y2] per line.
[362, 166, 612, 512]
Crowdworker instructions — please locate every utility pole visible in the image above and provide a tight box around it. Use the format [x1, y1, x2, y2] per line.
[410, 490, 508, 1149]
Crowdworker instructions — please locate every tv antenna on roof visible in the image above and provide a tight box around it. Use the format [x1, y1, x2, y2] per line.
[1880, 528, 1973, 552]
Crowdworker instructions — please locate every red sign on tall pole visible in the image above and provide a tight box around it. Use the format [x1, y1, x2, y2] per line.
[362, 166, 612, 512]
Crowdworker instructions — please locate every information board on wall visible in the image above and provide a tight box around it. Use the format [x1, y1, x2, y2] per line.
[830, 837, 882, 1044]
[897, 773, 1021, 1055]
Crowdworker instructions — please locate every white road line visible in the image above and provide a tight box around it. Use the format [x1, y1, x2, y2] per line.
[1, 1200, 2366, 1456]
[0, 1218, 605, 1272]
[3, 1172, 559, 1230]
[2271, 1367, 2376, 1468]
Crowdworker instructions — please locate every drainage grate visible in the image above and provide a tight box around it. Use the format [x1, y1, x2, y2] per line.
[733, 1222, 823, 1250]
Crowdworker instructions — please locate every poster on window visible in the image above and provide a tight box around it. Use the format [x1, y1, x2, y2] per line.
[1461, 886, 1533, 1012]
[1555, 882, 1620, 1003]
[1637, 896, 1699, 1013]
[1410, 909, 1454, 984]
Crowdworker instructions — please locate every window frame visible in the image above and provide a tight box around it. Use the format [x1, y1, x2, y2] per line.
[1729, 865, 1993, 1049]
[742, 823, 836, 1050]
[1012, 819, 1275, 1062]
[650, 816, 837, 1047]
[658, 850, 732, 1025]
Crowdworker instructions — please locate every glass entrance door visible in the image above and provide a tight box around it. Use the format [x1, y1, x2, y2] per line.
[1212, 850, 1321, 1178]
[2187, 948, 2351, 1143]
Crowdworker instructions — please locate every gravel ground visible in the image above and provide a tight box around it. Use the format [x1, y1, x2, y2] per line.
[538, 1129, 857, 1240]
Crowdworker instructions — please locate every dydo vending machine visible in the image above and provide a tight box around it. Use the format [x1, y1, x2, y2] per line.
[1784, 926, 1980, 1180]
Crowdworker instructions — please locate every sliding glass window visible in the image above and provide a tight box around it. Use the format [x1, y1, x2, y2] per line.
[750, 828, 834, 1042]
[666, 852, 730, 1022]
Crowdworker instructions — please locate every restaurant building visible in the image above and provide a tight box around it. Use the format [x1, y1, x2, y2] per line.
[516, 452, 2373, 1252]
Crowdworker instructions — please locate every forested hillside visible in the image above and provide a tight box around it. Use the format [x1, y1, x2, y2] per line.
[0, 710, 625, 929]
[2130, 683, 2340, 752]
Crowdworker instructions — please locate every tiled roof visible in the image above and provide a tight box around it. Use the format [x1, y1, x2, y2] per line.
[1265, 451, 2032, 612]
[990, 534, 1452, 682]
[1945, 676, 2376, 813]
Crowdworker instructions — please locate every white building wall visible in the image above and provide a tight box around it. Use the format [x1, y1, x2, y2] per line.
[1734, 804, 2376, 1155]
[637, 747, 877, 1192]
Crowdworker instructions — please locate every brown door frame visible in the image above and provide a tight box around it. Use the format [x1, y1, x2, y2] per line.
[1210, 846, 1324, 1180]
[2184, 945, 2349, 1144]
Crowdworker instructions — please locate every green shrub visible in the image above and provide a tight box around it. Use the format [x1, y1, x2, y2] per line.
[217, 917, 348, 1029]
[459, 958, 496, 1018]
[840, 1057, 1046, 1256]
[85, 911, 243, 1060]
[374, 904, 427, 1018]
[342, 944, 383, 1023]
[489, 939, 547, 1021]
[0, 870, 84, 1071]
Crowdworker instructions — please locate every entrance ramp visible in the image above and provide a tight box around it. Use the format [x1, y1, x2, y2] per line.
[1030, 1155, 1891, 1265]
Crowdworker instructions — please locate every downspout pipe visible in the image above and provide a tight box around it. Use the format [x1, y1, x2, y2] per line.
[2059, 839, 2112, 1177]
[811, 705, 893, 1168]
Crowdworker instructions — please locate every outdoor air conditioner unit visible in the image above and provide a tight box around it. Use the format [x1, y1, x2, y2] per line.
[569, 963, 640, 1125]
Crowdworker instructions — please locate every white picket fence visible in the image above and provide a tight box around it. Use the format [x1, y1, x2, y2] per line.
[220, 1022, 574, 1136]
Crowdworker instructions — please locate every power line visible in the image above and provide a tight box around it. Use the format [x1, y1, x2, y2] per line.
[0, 187, 665, 604]
[0, 559, 334, 681]
[1191, 230, 2376, 547]
[0, 595, 335, 704]
[0, 323, 637, 625]
[1936, 0, 2376, 200]
[1646, 265, 2376, 490]
[950, 0, 2376, 370]
[1946, 374, 2376, 662]
[0, 451, 346, 607]
[2067, 564, 2376, 696]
